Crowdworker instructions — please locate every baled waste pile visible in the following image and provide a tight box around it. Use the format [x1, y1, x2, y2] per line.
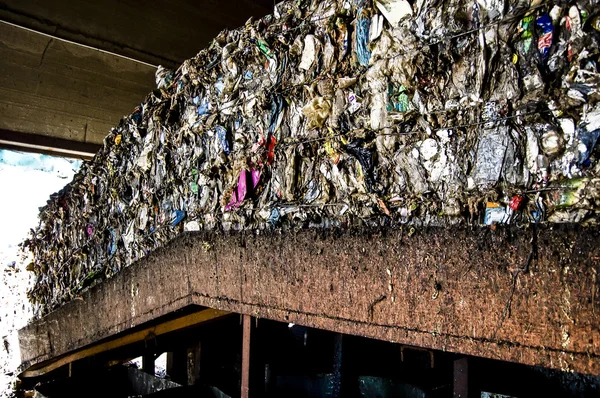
[23, 0, 600, 316]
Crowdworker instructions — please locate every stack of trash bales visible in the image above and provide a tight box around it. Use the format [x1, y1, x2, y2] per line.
[23, 0, 600, 316]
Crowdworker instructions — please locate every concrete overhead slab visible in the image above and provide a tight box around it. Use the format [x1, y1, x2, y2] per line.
[0, 0, 273, 156]
[18, 225, 600, 376]
[0, 21, 155, 148]
[0, 0, 274, 67]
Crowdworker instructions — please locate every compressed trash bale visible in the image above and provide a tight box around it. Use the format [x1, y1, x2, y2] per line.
[22, 0, 600, 317]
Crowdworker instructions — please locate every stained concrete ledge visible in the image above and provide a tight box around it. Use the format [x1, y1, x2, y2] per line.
[19, 225, 600, 375]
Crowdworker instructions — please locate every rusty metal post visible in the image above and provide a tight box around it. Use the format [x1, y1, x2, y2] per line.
[454, 357, 470, 398]
[166, 351, 174, 382]
[332, 333, 343, 398]
[167, 349, 187, 385]
[187, 341, 201, 385]
[142, 353, 154, 375]
[241, 315, 251, 398]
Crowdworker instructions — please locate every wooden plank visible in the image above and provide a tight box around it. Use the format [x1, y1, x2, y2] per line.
[20, 308, 230, 378]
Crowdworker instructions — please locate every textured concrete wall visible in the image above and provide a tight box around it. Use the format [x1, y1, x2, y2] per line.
[19, 226, 600, 375]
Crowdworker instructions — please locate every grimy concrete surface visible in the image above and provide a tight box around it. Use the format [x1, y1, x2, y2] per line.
[0, 22, 155, 147]
[19, 225, 600, 375]
[0, 0, 273, 152]
[0, 0, 274, 67]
